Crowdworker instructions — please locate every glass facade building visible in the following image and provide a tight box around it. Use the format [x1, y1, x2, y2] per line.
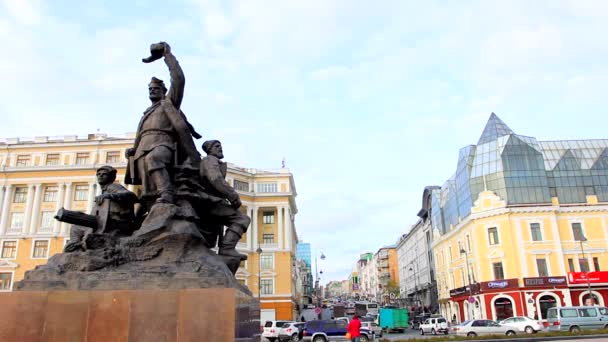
[432, 113, 608, 235]
[296, 243, 312, 267]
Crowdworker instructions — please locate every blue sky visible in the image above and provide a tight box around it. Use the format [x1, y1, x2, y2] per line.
[1, 0, 608, 284]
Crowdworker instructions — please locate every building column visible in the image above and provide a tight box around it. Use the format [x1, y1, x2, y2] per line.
[0, 185, 13, 235]
[277, 206, 284, 249]
[53, 183, 66, 234]
[285, 207, 293, 251]
[28, 183, 43, 235]
[252, 206, 259, 248]
[61, 183, 73, 235]
[86, 182, 97, 214]
[22, 184, 36, 235]
[0, 186, 5, 222]
[246, 205, 253, 250]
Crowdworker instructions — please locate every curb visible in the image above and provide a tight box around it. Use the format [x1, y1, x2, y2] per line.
[382, 333, 608, 342]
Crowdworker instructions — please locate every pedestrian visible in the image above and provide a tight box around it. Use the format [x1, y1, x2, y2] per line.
[347, 314, 361, 342]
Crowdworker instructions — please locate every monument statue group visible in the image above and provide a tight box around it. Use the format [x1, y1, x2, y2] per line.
[18, 42, 252, 290]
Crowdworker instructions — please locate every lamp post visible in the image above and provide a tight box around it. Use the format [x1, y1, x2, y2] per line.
[257, 245, 263, 306]
[579, 236, 593, 305]
[460, 248, 474, 319]
[315, 251, 326, 306]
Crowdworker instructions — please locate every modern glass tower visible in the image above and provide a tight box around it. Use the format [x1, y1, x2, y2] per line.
[432, 113, 608, 235]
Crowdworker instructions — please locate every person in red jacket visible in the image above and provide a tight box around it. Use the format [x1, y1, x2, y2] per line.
[347, 315, 362, 342]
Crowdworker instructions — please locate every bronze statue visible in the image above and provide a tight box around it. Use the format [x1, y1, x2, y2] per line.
[200, 140, 250, 260]
[125, 42, 202, 207]
[59, 165, 138, 252]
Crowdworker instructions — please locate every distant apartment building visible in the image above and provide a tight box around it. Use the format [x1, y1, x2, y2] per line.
[375, 245, 399, 304]
[431, 114, 608, 322]
[0, 133, 300, 321]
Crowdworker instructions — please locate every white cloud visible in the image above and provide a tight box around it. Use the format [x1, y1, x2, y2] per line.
[2, 0, 42, 26]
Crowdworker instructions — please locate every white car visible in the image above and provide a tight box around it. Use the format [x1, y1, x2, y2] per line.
[278, 322, 304, 341]
[500, 316, 544, 334]
[419, 317, 449, 335]
[361, 321, 383, 338]
[263, 320, 294, 342]
[451, 319, 517, 337]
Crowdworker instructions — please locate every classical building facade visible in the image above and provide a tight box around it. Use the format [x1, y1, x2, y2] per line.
[375, 245, 399, 304]
[0, 133, 300, 321]
[431, 114, 608, 322]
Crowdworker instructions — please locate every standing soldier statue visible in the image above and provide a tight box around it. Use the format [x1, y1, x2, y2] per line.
[125, 42, 202, 209]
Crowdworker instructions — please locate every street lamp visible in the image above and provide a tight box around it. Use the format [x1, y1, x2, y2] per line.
[460, 248, 474, 319]
[579, 236, 593, 305]
[315, 252, 326, 306]
[257, 245, 263, 306]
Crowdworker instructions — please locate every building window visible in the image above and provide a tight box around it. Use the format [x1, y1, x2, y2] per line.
[74, 185, 89, 201]
[9, 213, 24, 233]
[571, 222, 585, 241]
[536, 258, 548, 277]
[32, 240, 49, 258]
[493, 262, 505, 280]
[579, 258, 590, 272]
[1, 241, 17, 259]
[568, 258, 575, 272]
[263, 211, 275, 224]
[593, 257, 600, 271]
[13, 187, 27, 203]
[46, 153, 60, 166]
[257, 183, 277, 193]
[239, 260, 246, 268]
[16, 155, 31, 166]
[234, 180, 249, 192]
[39, 212, 55, 232]
[261, 279, 273, 294]
[43, 186, 58, 202]
[263, 234, 274, 244]
[261, 254, 273, 270]
[488, 227, 500, 245]
[0, 273, 12, 291]
[75, 152, 89, 165]
[237, 279, 246, 286]
[530, 223, 543, 241]
[106, 151, 120, 163]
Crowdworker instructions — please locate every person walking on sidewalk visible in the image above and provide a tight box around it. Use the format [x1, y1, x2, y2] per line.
[347, 315, 362, 342]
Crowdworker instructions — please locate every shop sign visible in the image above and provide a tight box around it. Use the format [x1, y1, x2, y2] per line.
[568, 271, 608, 284]
[450, 286, 467, 297]
[523, 276, 567, 287]
[479, 278, 519, 291]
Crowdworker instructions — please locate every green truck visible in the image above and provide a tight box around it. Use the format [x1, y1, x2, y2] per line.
[378, 307, 409, 333]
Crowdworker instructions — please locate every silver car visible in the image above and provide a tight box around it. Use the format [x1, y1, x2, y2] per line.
[361, 321, 382, 338]
[500, 316, 544, 334]
[451, 319, 517, 337]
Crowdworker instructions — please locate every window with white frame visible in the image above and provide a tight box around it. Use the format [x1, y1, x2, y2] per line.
[257, 183, 277, 193]
[8, 213, 24, 232]
[261, 279, 273, 294]
[233, 180, 249, 192]
[75, 152, 89, 165]
[263, 211, 275, 224]
[571, 222, 585, 241]
[43, 185, 58, 202]
[74, 184, 89, 201]
[16, 155, 31, 167]
[568, 258, 575, 272]
[488, 227, 500, 245]
[106, 151, 120, 163]
[13, 187, 27, 203]
[32, 240, 49, 258]
[39, 212, 55, 232]
[536, 258, 548, 277]
[579, 258, 590, 272]
[0, 273, 12, 291]
[493, 262, 505, 280]
[261, 254, 273, 270]
[263, 233, 274, 244]
[1, 241, 17, 259]
[530, 223, 543, 241]
[45, 153, 60, 166]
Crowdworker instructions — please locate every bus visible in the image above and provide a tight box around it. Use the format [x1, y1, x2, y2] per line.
[355, 301, 379, 317]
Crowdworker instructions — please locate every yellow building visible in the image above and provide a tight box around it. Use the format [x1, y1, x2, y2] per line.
[431, 114, 608, 322]
[0, 133, 300, 321]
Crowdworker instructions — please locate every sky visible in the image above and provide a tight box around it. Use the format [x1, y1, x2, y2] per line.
[1, 0, 608, 284]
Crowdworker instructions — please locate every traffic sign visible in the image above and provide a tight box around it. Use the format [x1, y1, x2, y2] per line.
[315, 307, 321, 315]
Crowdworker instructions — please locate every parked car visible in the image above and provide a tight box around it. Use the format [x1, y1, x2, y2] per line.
[301, 319, 374, 341]
[361, 321, 383, 338]
[263, 321, 294, 342]
[499, 316, 544, 334]
[451, 319, 517, 337]
[419, 317, 449, 335]
[546, 306, 608, 333]
[279, 322, 305, 341]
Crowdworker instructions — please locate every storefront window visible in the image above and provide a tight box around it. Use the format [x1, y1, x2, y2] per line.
[539, 295, 557, 319]
[582, 293, 600, 306]
[494, 297, 513, 320]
